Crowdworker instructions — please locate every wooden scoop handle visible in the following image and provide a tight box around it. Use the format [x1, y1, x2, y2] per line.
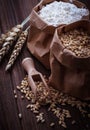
[22, 57, 37, 75]
[22, 57, 38, 95]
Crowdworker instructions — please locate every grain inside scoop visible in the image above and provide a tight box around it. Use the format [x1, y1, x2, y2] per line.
[22, 58, 49, 104]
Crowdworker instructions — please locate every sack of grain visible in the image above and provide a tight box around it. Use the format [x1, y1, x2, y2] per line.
[49, 20, 90, 100]
[27, 0, 89, 69]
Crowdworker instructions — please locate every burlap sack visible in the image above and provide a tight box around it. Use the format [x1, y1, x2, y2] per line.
[27, 0, 89, 69]
[49, 20, 90, 100]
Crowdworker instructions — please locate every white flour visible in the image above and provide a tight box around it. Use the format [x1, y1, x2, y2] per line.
[38, 1, 89, 27]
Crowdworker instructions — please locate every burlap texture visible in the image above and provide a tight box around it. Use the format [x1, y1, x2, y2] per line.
[49, 20, 90, 100]
[27, 0, 89, 69]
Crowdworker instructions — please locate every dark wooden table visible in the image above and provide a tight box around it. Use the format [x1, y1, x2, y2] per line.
[0, 0, 90, 130]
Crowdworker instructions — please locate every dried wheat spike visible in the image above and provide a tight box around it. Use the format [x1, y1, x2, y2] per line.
[0, 25, 22, 62]
[0, 25, 22, 46]
[5, 30, 28, 71]
[0, 34, 7, 46]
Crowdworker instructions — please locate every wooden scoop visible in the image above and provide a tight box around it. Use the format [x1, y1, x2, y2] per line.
[22, 58, 49, 99]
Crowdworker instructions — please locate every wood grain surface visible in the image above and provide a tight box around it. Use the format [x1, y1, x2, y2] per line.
[0, 0, 90, 130]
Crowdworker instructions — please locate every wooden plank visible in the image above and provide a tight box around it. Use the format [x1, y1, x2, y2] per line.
[0, 0, 40, 130]
[0, 0, 90, 130]
[0, 69, 22, 130]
